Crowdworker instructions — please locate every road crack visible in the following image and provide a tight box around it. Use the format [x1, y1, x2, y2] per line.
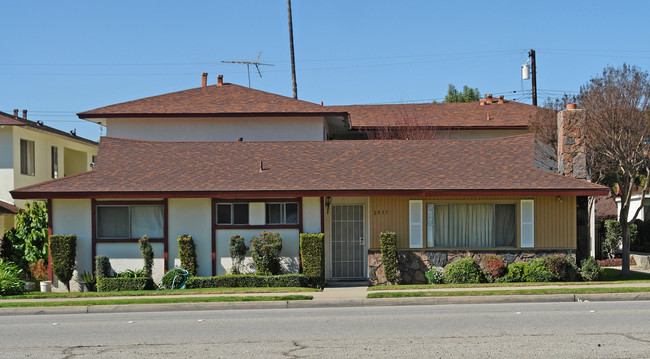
[282, 340, 308, 358]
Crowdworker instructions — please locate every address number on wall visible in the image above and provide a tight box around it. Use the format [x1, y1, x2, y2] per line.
[372, 210, 389, 216]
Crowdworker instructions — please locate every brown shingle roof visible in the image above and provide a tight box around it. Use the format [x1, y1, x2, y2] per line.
[0, 111, 98, 146]
[327, 100, 537, 128]
[0, 200, 18, 215]
[78, 83, 342, 118]
[11, 134, 608, 199]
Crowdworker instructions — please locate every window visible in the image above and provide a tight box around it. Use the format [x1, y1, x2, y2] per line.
[426, 203, 516, 248]
[20, 139, 35, 176]
[96, 204, 164, 239]
[51, 146, 58, 179]
[216, 203, 250, 225]
[265, 202, 299, 224]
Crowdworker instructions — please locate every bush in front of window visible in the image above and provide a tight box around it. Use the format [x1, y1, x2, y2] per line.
[95, 255, 113, 279]
[185, 274, 319, 289]
[49, 234, 76, 291]
[97, 277, 155, 292]
[138, 235, 154, 278]
[250, 232, 283, 275]
[444, 257, 485, 284]
[522, 258, 556, 282]
[579, 257, 603, 281]
[542, 254, 578, 281]
[380, 232, 398, 284]
[229, 235, 248, 274]
[425, 266, 445, 284]
[178, 235, 198, 276]
[300, 233, 324, 280]
[480, 254, 507, 282]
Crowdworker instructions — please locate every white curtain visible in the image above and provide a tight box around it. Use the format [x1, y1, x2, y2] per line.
[97, 206, 129, 238]
[427, 204, 494, 248]
[131, 205, 164, 238]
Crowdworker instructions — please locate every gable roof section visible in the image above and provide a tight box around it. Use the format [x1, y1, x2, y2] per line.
[78, 83, 344, 118]
[0, 111, 98, 146]
[12, 134, 608, 199]
[0, 200, 18, 215]
[327, 101, 537, 129]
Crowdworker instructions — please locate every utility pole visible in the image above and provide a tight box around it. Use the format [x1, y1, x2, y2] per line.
[529, 49, 537, 106]
[287, 0, 298, 99]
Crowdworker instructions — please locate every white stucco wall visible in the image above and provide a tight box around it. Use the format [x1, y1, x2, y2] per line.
[96, 243, 165, 282]
[302, 197, 322, 233]
[167, 198, 212, 277]
[105, 116, 328, 141]
[617, 194, 649, 222]
[0, 127, 15, 204]
[52, 199, 92, 292]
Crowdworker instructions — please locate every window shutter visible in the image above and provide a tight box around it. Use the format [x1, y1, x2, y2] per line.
[520, 199, 535, 248]
[409, 200, 423, 248]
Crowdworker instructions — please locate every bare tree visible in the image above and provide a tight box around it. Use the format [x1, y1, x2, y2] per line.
[363, 106, 438, 140]
[529, 94, 579, 149]
[581, 64, 650, 277]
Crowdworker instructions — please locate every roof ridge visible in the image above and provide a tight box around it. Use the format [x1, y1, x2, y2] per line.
[0, 110, 98, 145]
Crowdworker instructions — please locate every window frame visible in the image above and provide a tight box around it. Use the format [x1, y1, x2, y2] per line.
[265, 202, 299, 225]
[20, 139, 35, 176]
[213, 198, 302, 230]
[93, 200, 166, 242]
[51, 146, 59, 179]
[423, 201, 519, 250]
[216, 203, 250, 225]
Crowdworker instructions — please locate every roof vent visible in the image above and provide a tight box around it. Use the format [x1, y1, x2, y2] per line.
[22, 109, 27, 119]
[13, 109, 18, 118]
[217, 75, 224, 86]
[498, 95, 504, 104]
[201, 72, 208, 87]
[237, 137, 243, 141]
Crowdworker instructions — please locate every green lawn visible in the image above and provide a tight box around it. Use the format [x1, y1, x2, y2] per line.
[367, 287, 650, 299]
[367, 268, 650, 291]
[2, 286, 319, 300]
[0, 295, 313, 308]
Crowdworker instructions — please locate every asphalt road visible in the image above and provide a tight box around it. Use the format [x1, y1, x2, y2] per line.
[2, 301, 650, 358]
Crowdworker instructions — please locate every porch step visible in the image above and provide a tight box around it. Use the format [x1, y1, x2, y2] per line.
[326, 280, 369, 288]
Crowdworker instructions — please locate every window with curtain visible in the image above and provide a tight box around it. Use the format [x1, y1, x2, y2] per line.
[96, 204, 164, 239]
[426, 203, 516, 248]
[51, 146, 58, 179]
[20, 139, 35, 176]
[265, 202, 299, 224]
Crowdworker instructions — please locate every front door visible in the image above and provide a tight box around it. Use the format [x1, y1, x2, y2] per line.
[331, 204, 365, 279]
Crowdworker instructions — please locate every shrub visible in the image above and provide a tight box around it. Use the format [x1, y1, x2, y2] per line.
[425, 266, 445, 284]
[80, 271, 96, 291]
[229, 235, 248, 274]
[481, 254, 506, 281]
[96, 277, 155, 292]
[49, 235, 76, 291]
[161, 267, 189, 289]
[7, 202, 49, 267]
[300, 233, 324, 279]
[597, 258, 623, 267]
[543, 254, 578, 281]
[522, 258, 556, 282]
[250, 232, 282, 275]
[116, 268, 148, 278]
[444, 257, 485, 284]
[95, 255, 113, 279]
[29, 259, 48, 281]
[604, 220, 638, 258]
[178, 235, 198, 276]
[380, 232, 398, 284]
[0, 261, 25, 296]
[138, 235, 154, 278]
[580, 257, 603, 281]
[185, 274, 319, 289]
[0, 231, 13, 262]
[499, 262, 528, 282]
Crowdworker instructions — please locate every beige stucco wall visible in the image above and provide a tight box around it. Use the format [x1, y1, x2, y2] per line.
[0, 127, 15, 204]
[105, 116, 328, 142]
[168, 198, 212, 277]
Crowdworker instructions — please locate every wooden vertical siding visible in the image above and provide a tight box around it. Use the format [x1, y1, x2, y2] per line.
[368, 196, 575, 250]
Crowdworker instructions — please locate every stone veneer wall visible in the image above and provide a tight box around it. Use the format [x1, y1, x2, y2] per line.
[368, 250, 575, 285]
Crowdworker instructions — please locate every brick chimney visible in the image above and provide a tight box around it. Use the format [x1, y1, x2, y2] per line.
[217, 75, 223, 86]
[201, 72, 208, 87]
[13, 109, 18, 118]
[22, 109, 27, 119]
[498, 95, 504, 104]
[557, 104, 586, 179]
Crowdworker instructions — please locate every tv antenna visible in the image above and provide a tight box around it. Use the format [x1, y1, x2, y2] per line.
[222, 51, 274, 87]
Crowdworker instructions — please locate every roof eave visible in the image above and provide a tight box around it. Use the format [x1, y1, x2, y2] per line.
[78, 112, 350, 119]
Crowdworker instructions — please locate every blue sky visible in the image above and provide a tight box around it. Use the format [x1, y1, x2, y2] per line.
[2, 1, 650, 141]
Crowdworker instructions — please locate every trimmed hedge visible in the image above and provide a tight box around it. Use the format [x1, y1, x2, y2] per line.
[185, 274, 320, 289]
[95, 255, 112, 279]
[380, 232, 398, 284]
[300, 233, 324, 279]
[250, 232, 282, 275]
[97, 277, 155, 292]
[444, 257, 485, 284]
[229, 235, 247, 274]
[178, 235, 198, 276]
[49, 235, 76, 291]
[139, 235, 154, 278]
[580, 257, 603, 281]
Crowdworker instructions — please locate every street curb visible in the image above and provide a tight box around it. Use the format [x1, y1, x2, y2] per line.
[1, 292, 649, 316]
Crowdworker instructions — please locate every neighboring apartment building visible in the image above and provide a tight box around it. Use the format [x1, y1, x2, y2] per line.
[12, 74, 608, 291]
[0, 110, 98, 234]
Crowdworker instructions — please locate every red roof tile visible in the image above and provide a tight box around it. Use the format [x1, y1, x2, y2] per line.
[327, 100, 537, 129]
[12, 134, 608, 199]
[78, 83, 341, 118]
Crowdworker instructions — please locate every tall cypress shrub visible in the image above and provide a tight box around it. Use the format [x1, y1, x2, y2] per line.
[250, 232, 282, 275]
[138, 235, 154, 278]
[49, 235, 76, 291]
[178, 234, 197, 276]
[380, 232, 398, 284]
[299, 233, 324, 279]
[229, 235, 248, 274]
